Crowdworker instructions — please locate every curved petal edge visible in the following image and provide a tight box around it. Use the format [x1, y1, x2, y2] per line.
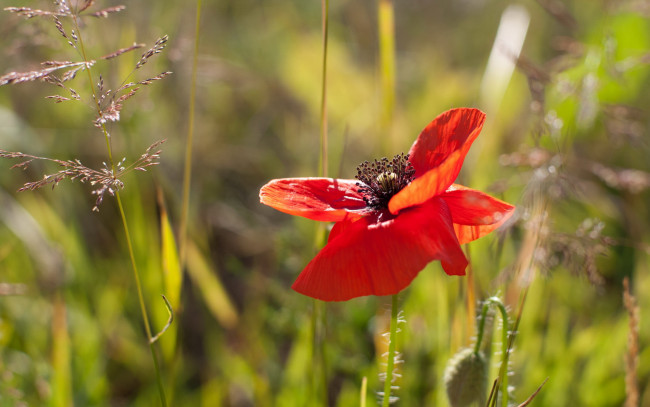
[260, 178, 367, 222]
[292, 198, 468, 301]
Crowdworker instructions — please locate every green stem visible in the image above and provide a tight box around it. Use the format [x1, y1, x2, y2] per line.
[179, 0, 202, 266]
[476, 297, 510, 407]
[378, 0, 395, 139]
[310, 2, 330, 406]
[319, 0, 329, 178]
[493, 300, 510, 407]
[115, 193, 167, 407]
[310, 299, 328, 406]
[71, 14, 115, 168]
[70, 12, 167, 407]
[474, 301, 491, 354]
[382, 295, 399, 407]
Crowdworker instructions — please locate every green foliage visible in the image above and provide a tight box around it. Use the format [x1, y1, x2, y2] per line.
[0, 0, 649, 406]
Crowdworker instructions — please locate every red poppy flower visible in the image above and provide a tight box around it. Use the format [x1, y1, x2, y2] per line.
[260, 108, 514, 301]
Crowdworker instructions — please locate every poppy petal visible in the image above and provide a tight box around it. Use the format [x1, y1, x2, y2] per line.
[328, 214, 356, 243]
[388, 149, 463, 214]
[292, 198, 468, 301]
[260, 178, 367, 222]
[388, 109, 486, 214]
[408, 108, 486, 176]
[442, 185, 515, 225]
[442, 185, 515, 244]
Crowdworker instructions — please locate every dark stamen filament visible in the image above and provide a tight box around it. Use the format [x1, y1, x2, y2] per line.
[355, 153, 415, 209]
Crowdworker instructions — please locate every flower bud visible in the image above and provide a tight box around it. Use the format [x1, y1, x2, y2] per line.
[444, 348, 488, 407]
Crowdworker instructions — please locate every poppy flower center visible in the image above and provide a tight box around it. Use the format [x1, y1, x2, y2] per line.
[355, 153, 415, 210]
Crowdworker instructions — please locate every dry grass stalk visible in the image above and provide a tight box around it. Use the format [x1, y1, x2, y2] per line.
[0, 283, 28, 296]
[90, 6, 125, 18]
[101, 43, 145, 60]
[4, 7, 67, 18]
[78, 0, 95, 13]
[0, 61, 93, 86]
[516, 378, 549, 407]
[5, 1, 125, 19]
[0, 140, 165, 211]
[136, 35, 168, 69]
[623, 277, 640, 407]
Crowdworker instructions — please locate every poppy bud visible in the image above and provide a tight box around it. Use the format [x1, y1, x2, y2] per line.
[444, 348, 487, 407]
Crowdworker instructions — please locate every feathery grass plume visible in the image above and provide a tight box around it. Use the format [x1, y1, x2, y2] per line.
[136, 35, 169, 69]
[89, 5, 125, 18]
[0, 60, 92, 85]
[1, 1, 171, 404]
[0, 140, 164, 211]
[623, 277, 639, 407]
[101, 43, 145, 60]
[1, 1, 171, 208]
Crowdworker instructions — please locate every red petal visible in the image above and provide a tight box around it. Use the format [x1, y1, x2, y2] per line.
[408, 108, 486, 176]
[388, 109, 486, 214]
[442, 185, 515, 244]
[260, 178, 367, 222]
[388, 149, 463, 214]
[292, 198, 468, 301]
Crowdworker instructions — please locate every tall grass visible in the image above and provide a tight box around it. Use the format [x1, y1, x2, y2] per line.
[0, 1, 648, 406]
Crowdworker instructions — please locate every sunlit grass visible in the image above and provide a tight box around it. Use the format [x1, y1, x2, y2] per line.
[0, 1, 648, 406]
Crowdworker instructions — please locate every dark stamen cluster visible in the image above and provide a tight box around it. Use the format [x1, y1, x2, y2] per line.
[355, 153, 416, 209]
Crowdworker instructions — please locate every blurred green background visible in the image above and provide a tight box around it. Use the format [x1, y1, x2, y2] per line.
[0, 0, 649, 406]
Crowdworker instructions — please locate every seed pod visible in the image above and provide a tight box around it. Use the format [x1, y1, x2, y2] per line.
[444, 348, 488, 407]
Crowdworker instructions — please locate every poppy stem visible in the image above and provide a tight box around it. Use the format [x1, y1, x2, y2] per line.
[477, 296, 511, 407]
[382, 294, 399, 407]
[311, 299, 329, 406]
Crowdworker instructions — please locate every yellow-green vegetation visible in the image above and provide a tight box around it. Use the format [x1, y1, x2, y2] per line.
[0, 1, 648, 406]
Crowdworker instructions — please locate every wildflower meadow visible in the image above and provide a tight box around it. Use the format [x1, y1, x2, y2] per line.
[0, 1, 649, 406]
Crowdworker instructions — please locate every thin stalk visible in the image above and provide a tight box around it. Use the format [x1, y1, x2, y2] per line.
[382, 295, 399, 407]
[474, 301, 491, 355]
[310, 299, 318, 402]
[310, 299, 328, 406]
[309, 2, 330, 406]
[116, 193, 167, 406]
[70, 12, 167, 406]
[319, 301, 329, 406]
[377, 0, 395, 140]
[70, 14, 114, 167]
[476, 297, 510, 407]
[465, 246, 476, 346]
[179, 0, 203, 266]
[319, 0, 329, 178]
[493, 300, 510, 407]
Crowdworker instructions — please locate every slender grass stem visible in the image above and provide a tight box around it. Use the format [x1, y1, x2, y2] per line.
[319, 0, 329, 178]
[179, 0, 202, 266]
[378, 0, 395, 141]
[115, 193, 167, 407]
[309, 2, 330, 406]
[70, 12, 167, 407]
[382, 294, 399, 407]
[71, 14, 114, 168]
